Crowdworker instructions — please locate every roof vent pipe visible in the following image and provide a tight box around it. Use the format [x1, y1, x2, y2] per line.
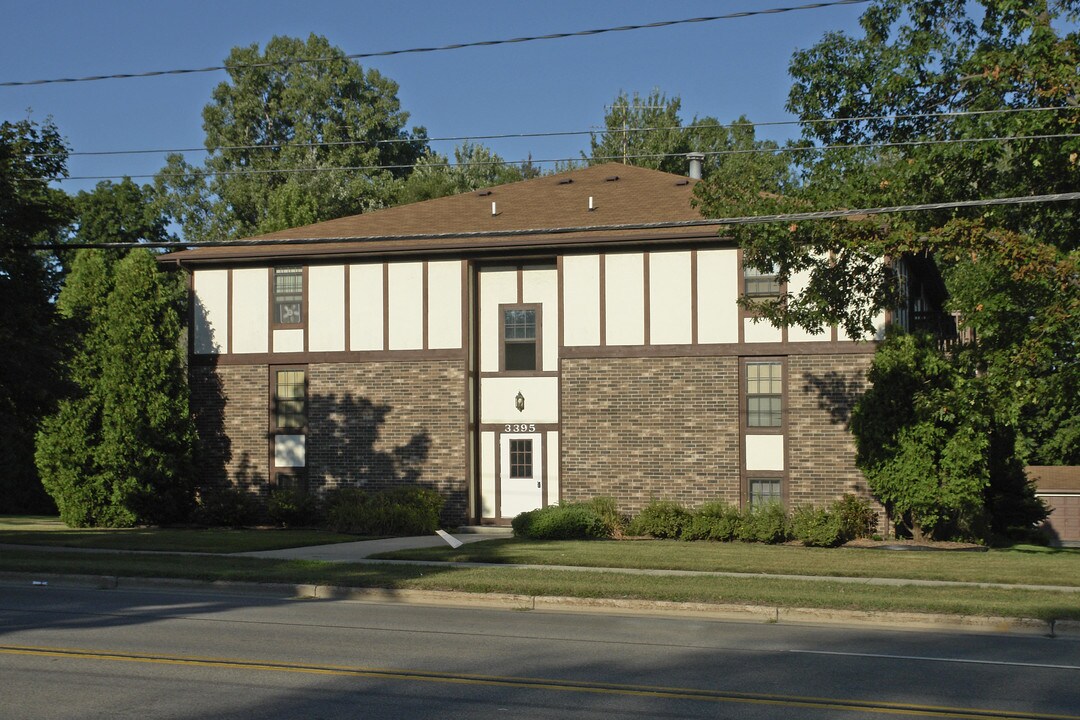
[687, 152, 705, 180]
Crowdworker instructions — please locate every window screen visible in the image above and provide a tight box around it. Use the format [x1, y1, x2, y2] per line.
[504, 308, 537, 371]
[275, 370, 306, 428]
[749, 478, 782, 506]
[744, 263, 780, 297]
[746, 362, 782, 427]
[274, 266, 303, 324]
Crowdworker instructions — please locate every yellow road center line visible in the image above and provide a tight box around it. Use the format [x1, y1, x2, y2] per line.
[1, 644, 1076, 720]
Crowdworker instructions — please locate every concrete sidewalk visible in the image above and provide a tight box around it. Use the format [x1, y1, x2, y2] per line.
[236, 527, 513, 562]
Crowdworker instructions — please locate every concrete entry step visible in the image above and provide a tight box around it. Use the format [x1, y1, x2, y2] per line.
[454, 526, 514, 536]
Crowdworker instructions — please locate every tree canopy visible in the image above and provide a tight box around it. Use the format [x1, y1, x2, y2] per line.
[155, 34, 429, 242]
[398, 142, 540, 204]
[0, 118, 73, 513]
[694, 0, 1079, 538]
[589, 90, 791, 187]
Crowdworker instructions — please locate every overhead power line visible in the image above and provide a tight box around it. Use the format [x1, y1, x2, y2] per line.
[33, 105, 1079, 160]
[0, 0, 870, 88]
[40, 191, 1080, 251]
[49, 131, 1080, 182]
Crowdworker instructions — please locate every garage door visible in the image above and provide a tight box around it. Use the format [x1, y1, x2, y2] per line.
[1040, 494, 1080, 543]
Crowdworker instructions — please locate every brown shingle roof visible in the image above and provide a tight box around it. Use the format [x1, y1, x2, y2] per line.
[164, 163, 717, 264]
[1028, 466, 1080, 493]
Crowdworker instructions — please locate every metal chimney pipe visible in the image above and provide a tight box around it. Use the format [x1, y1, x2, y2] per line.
[687, 152, 705, 180]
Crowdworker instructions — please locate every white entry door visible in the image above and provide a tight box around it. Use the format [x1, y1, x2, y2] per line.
[499, 433, 543, 518]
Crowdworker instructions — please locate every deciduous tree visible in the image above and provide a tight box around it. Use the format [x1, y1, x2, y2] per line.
[694, 0, 1077, 538]
[156, 34, 428, 242]
[0, 118, 72, 513]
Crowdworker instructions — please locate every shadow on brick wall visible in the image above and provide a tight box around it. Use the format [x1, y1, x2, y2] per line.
[310, 392, 466, 522]
[800, 370, 865, 427]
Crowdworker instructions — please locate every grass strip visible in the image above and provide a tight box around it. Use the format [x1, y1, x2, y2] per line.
[0, 517, 361, 553]
[374, 538, 1080, 587]
[1, 548, 1076, 622]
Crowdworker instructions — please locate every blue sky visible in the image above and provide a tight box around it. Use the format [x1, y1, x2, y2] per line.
[0, 0, 869, 195]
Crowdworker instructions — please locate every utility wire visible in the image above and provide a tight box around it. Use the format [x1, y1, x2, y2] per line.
[0, 0, 870, 88]
[42, 190, 1080, 250]
[30, 105, 1079, 160]
[50, 131, 1080, 182]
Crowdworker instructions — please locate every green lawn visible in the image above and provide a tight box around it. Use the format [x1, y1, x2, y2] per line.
[372, 538, 1080, 587]
[1, 547, 1076, 622]
[3, 519, 1076, 621]
[0, 516, 361, 553]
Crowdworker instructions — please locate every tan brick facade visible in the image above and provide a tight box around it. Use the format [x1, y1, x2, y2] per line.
[786, 353, 874, 507]
[190, 363, 270, 495]
[307, 361, 468, 521]
[560, 356, 741, 514]
[190, 360, 469, 521]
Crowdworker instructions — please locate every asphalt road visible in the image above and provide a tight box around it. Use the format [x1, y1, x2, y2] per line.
[1, 583, 1078, 719]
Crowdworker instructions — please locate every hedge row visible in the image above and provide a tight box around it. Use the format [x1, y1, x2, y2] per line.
[513, 495, 877, 547]
[193, 485, 445, 536]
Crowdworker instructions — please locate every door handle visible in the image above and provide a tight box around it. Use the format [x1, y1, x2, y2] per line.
[537, 482, 541, 489]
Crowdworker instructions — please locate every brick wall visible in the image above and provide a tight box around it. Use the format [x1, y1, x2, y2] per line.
[560, 356, 740, 515]
[190, 363, 269, 496]
[786, 353, 880, 516]
[190, 359, 469, 521]
[307, 361, 468, 522]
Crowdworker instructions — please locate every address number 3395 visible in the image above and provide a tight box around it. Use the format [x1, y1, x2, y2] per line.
[503, 424, 536, 433]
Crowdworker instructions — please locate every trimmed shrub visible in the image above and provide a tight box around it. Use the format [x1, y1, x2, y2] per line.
[627, 500, 692, 539]
[512, 503, 608, 540]
[831, 494, 877, 541]
[193, 486, 263, 528]
[737, 502, 790, 544]
[267, 487, 320, 528]
[791, 506, 843, 547]
[322, 486, 444, 536]
[682, 500, 741, 541]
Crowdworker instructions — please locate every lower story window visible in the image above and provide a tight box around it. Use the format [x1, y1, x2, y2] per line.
[509, 439, 533, 478]
[749, 478, 782, 506]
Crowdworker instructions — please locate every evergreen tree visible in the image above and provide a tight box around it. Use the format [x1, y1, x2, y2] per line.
[37, 247, 195, 527]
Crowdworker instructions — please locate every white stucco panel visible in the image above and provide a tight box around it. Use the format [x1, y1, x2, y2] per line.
[308, 265, 345, 352]
[193, 269, 228, 354]
[388, 262, 424, 350]
[787, 267, 829, 341]
[696, 249, 739, 344]
[522, 266, 559, 371]
[480, 376, 559, 425]
[273, 328, 304, 353]
[562, 255, 600, 346]
[546, 431, 560, 506]
[745, 434, 785, 471]
[649, 251, 692, 345]
[428, 261, 463, 350]
[231, 268, 268, 354]
[274, 434, 306, 468]
[349, 263, 384, 351]
[481, 432, 496, 519]
[479, 267, 518, 372]
[744, 317, 784, 343]
[604, 253, 645, 346]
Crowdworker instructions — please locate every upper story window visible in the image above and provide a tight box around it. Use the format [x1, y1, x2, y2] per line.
[746, 361, 783, 427]
[743, 262, 781, 298]
[503, 306, 539, 372]
[274, 369, 306, 429]
[274, 266, 303, 325]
